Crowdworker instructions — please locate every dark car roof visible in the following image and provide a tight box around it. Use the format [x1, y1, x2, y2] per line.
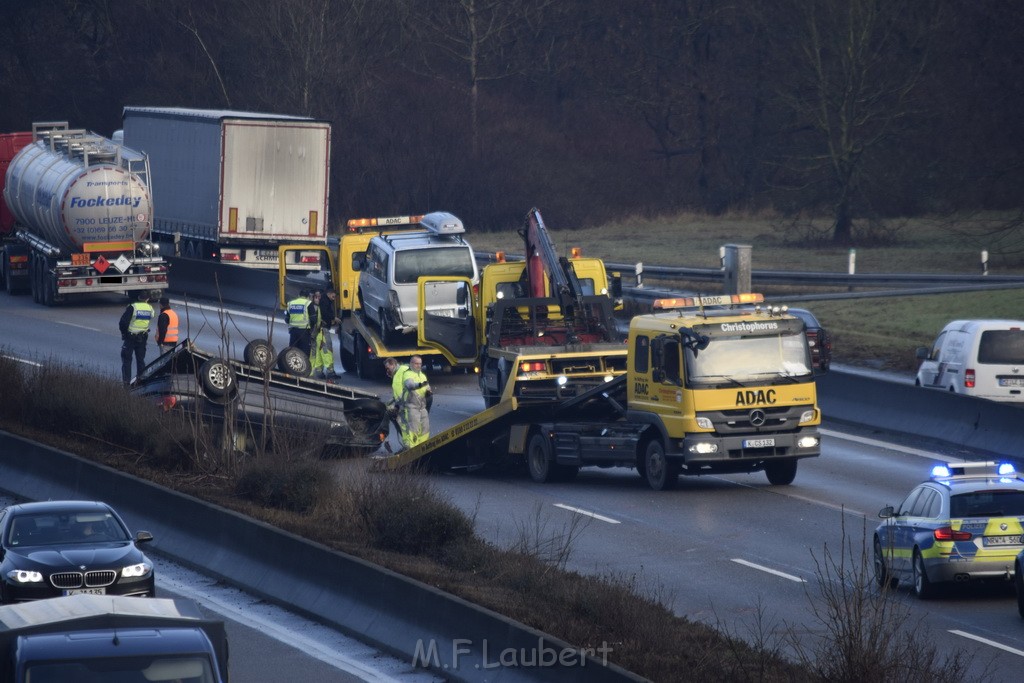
[4, 500, 113, 515]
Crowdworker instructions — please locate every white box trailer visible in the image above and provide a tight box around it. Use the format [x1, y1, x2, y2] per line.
[122, 107, 330, 269]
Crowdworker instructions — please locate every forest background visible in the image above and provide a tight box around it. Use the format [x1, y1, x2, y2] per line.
[1, 0, 1021, 243]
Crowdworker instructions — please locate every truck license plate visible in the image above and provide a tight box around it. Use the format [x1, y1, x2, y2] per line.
[255, 250, 279, 262]
[64, 587, 106, 596]
[743, 438, 775, 448]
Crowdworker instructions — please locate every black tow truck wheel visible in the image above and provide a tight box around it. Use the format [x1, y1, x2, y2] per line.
[643, 438, 678, 491]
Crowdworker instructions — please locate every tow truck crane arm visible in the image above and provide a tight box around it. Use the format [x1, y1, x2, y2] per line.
[522, 207, 585, 310]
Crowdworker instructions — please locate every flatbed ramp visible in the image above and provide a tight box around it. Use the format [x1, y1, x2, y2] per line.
[376, 374, 627, 471]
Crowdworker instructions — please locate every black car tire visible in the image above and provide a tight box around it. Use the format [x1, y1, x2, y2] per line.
[277, 347, 311, 376]
[244, 339, 276, 371]
[199, 359, 237, 398]
[643, 438, 678, 491]
[874, 537, 898, 590]
[765, 460, 798, 485]
[912, 549, 936, 599]
[526, 432, 554, 483]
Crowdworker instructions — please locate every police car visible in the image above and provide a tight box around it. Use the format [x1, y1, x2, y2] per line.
[874, 461, 1024, 598]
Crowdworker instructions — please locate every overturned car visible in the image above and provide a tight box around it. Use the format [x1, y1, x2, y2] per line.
[131, 340, 389, 456]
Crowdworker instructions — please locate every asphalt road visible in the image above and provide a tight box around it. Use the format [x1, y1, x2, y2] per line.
[2, 289, 1024, 681]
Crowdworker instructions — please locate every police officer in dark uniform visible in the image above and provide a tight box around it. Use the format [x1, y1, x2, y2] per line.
[120, 290, 155, 385]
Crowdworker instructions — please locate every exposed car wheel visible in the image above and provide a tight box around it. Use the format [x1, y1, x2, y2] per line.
[874, 537, 898, 590]
[243, 339, 276, 371]
[765, 460, 798, 485]
[380, 308, 397, 347]
[912, 549, 936, 599]
[199, 358, 237, 397]
[1016, 561, 1024, 619]
[526, 432, 555, 483]
[643, 438, 678, 491]
[277, 346, 311, 376]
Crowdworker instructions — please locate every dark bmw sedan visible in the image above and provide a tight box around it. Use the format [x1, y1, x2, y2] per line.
[0, 501, 155, 604]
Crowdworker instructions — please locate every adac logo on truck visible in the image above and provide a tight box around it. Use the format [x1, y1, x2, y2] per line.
[69, 195, 144, 209]
[735, 389, 777, 406]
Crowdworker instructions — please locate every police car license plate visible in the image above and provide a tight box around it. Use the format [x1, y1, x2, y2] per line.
[999, 377, 1024, 387]
[64, 587, 106, 596]
[983, 535, 1022, 546]
[743, 438, 775, 448]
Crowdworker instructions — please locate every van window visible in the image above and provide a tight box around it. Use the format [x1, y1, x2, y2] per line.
[977, 329, 1024, 364]
[393, 247, 475, 284]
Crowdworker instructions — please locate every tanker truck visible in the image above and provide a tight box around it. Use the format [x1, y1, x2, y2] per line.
[0, 121, 168, 305]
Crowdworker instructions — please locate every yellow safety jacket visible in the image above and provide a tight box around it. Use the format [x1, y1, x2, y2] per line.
[128, 302, 154, 334]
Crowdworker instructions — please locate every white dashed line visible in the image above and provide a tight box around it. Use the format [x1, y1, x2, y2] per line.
[553, 503, 620, 524]
[949, 630, 1024, 657]
[731, 558, 806, 583]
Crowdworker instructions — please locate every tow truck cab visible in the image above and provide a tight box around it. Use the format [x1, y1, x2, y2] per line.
[627, 294, 821, 485]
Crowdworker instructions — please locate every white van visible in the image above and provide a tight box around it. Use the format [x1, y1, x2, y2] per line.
[915, 319, 1024, 402]
[354, 211, 478, 347]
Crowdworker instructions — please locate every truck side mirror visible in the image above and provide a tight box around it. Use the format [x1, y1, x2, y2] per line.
[351, 253, 365, 271]
[609, 273, 622, 298]
[915, 346, 930, 360]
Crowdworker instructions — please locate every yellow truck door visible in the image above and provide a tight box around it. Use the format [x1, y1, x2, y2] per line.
[416, 276, 479, 364]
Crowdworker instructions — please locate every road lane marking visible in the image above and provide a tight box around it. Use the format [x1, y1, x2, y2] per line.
[949, 630, 1024, 657]
[731, 558, 806, 583]
[554, 503, 620, 524]
[0, 354, 42, 367]
[820, 427, 954, 461]
[57, 322, 102, 332]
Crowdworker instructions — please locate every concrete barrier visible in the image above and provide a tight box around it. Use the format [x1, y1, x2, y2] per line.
[817, 370, 1023, 461]
[0, 431, 646, 683]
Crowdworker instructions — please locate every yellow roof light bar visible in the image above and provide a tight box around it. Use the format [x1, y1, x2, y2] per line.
[652, 293, 765, 310]
[346, 214, 425, 231]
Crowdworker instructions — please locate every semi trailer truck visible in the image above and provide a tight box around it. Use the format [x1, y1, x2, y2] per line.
[0, 122, 168, 305]
[122, 107, 330, 270]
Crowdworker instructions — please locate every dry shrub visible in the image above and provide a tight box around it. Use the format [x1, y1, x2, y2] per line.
[350, 471, 475, 556]
[235, 457, 330, 514]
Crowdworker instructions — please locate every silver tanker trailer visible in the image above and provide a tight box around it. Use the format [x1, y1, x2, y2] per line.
[0, 121, 168, 305]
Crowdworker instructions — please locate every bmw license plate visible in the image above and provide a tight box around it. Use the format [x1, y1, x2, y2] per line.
[743, 438, 775, 448]
[999, 377, 1024, 387]
[983, 535, 1022, 546]
[63, 587, 106, 596]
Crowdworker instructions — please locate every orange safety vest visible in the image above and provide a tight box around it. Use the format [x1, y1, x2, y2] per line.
[163, 308, 179, 343]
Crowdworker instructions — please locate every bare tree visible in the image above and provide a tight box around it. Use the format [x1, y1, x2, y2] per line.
[768, 0, 942, 243]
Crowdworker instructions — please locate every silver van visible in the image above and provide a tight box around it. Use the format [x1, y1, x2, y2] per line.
[915, 319, 1024, 402]
[354, 212, 478, 346]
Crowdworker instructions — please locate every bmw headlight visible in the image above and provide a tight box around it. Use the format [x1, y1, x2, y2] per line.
[121, 562, 152, 578]
[7, 569, 43, 583]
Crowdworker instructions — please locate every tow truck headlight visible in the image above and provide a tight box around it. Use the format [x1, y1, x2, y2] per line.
[797, 436, 819, 449]
[7, 569, 43, 583]
[603, 375, 614, 383]
[556, 375, 568, 386]
[689, 442, 718, 454]
[799, 410, 815, 424]
[695, 417, 714, 429]
[121, 562, 152, 579]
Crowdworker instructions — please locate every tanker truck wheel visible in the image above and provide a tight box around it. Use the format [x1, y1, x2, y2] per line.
[30, 257, 40, 304]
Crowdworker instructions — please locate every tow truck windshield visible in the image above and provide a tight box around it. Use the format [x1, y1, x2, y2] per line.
[686, 332, 812, 386]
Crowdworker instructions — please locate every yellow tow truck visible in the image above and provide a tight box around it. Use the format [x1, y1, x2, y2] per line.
[385, 292, 822, 490]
